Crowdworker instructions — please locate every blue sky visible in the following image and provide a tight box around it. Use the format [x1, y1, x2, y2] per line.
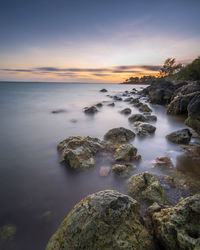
[0, 0, 200, 82]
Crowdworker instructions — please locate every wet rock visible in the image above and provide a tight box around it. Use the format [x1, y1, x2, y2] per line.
[120, 108, 132, 115]
[112, 163, 136, 177]
[128, 114, 147, 123]
[113, 95, 122, 101]
[104, 127, 135, 144]
[100, 88, 107, 92]
[46, 190, 154, 250]
[152, 194, 200, 250]
[107, 102, 115, 107]
[51, 109, 67, 114]
[127, 172, 170, 205]
[145, 115, 157, 122]
[185, 93, 200, 134]
[130, 98, 140, 105]
[153, 156, 174, 170]
[132, 122, 156, 136]
[146, 202, 162, 216]
[57, 136, 107, 170]
[99, 166, 110, 176]
[124, 97, 134, 102]
[114, 144, 137, 162]
[139, 104, 152, 113]
[84, 106, 98, 114]
[166, 128, 192, 144]
[96, 102, 103, 108]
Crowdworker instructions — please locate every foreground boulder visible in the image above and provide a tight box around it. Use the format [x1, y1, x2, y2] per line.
[153, 194, 200, 250]
[57, 136, 106, 170]
[104, 127, 135, 144]
[166, 128, 192, 144]
[46, 190, 154, 250]
[127, 172, 170, 205]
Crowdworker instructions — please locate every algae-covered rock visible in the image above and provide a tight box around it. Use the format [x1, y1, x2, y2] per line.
[0, 224, 16, 243]
[127, 172, 170, 205]
[166, 128, 192, 144]
[46, 190, 155, 250]
[57, 136, 107, 170]
[153, 194, 200, 250]
[104, 127, 135, 144]
[128, 114, 147, 123]
[112, 163, 136, 177]
[132, 122, 156, 136]
[114, 144, 137, 162]
[138, 104, 152, 113]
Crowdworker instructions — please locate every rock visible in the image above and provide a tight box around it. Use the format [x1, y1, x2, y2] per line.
[57, 136, 107, 170]
[100, 88, 107, 92]
[185, 93, 200, 134]
[166, 128, 192, 144]
[0, 224, 17, 243]
[51, 109, 67, 114]
[120, 108, 132, 115]
[104, 127, 135, 144]
[130, 98, 140, 105]
[127, 172, 170, 205]
[145, 115, 157, 122]
[84, 106, 98, 114]
[139, 104, 152, 113]
[113, 95, 122, 101]
[146, 202, 162, 216]
[124, 97, 134, 102]
[107, 102, 115, 107]
[70, 119, 78, 123]
[96, 102, 103, 108]
[46, 190, 154, 250]
[99, 166, 110, 176]
[152, 194, 200, 250]
[112, 163, 136, 177]
[153, 156, 174, 170]
[114, 144, 137, 161]
[128, 114, 147, 123]
[132, 122, 156, 136]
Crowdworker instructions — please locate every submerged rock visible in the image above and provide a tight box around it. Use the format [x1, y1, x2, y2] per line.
[128, 114, 147, 123]
[153, 194, 200, 250]
[100, 88, 107, 92]
[112, 163, 136, 177]
[153, 156, 174, 170]
[107, 102, 115, 107]
[114, 144, 137, 161]
[127, 172, 170, 205]
[51, 109, 67, 114]
[104, 127, 135, 144]
[84, 106, 98, 114]
[57, 136, 106, 170]
[145, 115, 157, 122]
[120, 108, 132, 115]
[99, 166, 111, 177]
[166, 128, 192, 144]
[46, 190, 154, 250]
[133, 122, 156, 136]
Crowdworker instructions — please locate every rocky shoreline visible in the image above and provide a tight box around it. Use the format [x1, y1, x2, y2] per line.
[46, 82, 200, 249]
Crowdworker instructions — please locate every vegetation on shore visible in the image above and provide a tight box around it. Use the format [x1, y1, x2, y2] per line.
[122, 56, 200, 84]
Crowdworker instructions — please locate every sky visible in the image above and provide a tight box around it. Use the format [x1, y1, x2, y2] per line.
[0, 0, 200, 83]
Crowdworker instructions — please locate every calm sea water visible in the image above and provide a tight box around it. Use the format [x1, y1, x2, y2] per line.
[0, 81, 192, 249]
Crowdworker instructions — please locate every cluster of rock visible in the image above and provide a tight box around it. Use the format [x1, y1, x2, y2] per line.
[141, 79, 200, 134]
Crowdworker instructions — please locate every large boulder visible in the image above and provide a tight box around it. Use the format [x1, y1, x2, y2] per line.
[46, 190, 155, 250]
[166, 128, 192, 144]
[127, 172, 170, 205]
[112, 163, 136, 177]
[152, 194, 200, 250]
[185, 93, 200, 134]
[114, 144, 137, 161]
[57, 136, 106, 170]
[104, 127, 135, 144]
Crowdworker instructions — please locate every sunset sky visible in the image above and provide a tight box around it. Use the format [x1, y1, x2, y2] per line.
[0, 0, 200, 83]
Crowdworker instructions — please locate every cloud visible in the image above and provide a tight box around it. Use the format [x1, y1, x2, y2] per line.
[114, 65, 161, 71]
[0, 68, 34, 72]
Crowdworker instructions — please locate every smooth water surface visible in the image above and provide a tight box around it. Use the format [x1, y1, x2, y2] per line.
[0, 82, 190, 249]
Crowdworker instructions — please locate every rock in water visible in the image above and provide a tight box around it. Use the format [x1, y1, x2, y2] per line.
[120, 108, 132, 115]
[166, 128, 192, 144]
[112, 163, 136, 177]
[57, 136, 106, 170]
[99, 166, 110, 176]
[46, 190, 154, 250]
[128, 114, 147, 123]
[132, 122, 156, 136]
[100, 88, 107, 92]
[153, 194, 200, 250]
[84, 106, 98, 114]
[104, 127, 135, 144]
[114, 144, 137, 161]
[127, 172, 170, 206]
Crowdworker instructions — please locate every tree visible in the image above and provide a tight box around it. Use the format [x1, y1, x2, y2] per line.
[160, 58, 182, 77]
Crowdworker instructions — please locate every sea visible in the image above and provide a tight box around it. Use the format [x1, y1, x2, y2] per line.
[0, 81, 194, 249]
